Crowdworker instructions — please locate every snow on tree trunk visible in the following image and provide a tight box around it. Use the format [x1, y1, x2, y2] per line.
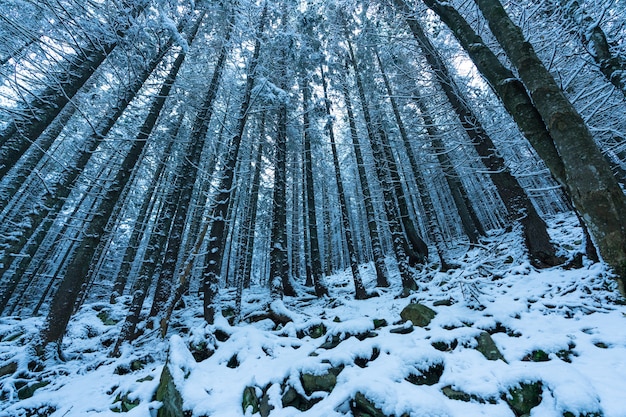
[474, 0, 626, 288]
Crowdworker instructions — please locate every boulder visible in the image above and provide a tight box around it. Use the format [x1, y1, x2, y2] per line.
[351, 392, 388, 417]
[301, 371, 337, 395]
[17, 380, 49, 400]
[242, 386, 260, 415]
[475, 332, 505, 361]
[155, 365, 186, 417]
[400, 303, 436, 327]
[505, 381, 542, 416]
[406, 362, 444, 386]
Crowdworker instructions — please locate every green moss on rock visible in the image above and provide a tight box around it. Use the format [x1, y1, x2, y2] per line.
[400, 303, 436, 327]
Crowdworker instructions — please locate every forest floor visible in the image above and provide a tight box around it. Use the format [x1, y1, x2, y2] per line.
[1, 213, 626, 417]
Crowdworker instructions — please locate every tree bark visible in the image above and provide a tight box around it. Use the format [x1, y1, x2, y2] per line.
[341, 78, 390, 291]
[0, 3, 147, 179]
[375, 48, 454, 269]
[475, 0, 626, 287]
[38, 12, 205, 349]
[321, 66, 367, 298]
[554, 0, 626, 96]
[203, 2, 269, 324]
[393, 1, 562, 267]
[149, 11, 233, 322]
[346, 38, 419, 294]
[410, 93, 485, 244]
[419, 0, 567, 187]
[301, 75, 329, 297]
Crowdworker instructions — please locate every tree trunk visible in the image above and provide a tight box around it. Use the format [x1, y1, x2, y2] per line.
[203, 2, 268, 324]
[321, 66, 368, 299]
[409, 93, 485, 243]
[475, 0, 626, 287]
[301, 75, 328, 297]
[554, 0, 626, 96]
[38, 13, 205, 349]
[374, 48, 454, 270]
[112, 114, 183, 299]
[269, 85, 295, 298]
[419, 0, 567, 188]
[394, 3, 562, 267]
[341, 78, 389, 291]
[0, 3, 147, 179]
[149, 11, 232, 322]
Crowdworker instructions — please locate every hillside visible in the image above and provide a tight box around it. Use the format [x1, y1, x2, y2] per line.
[1, 215, 625, 417]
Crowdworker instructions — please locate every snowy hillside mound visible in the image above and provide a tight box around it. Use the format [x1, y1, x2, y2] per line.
[1, 225, 626, 417]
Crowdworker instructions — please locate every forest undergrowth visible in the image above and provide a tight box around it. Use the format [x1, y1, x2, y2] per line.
[1, 213, 625, 417]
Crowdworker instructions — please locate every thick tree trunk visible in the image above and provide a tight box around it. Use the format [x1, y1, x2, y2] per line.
[419, 0, 567, 187]
[475, 0, 626, 287]
[394, 3, 561, 267]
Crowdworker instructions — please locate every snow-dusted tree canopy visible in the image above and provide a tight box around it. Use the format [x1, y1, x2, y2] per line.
[1, 0, 625, 416]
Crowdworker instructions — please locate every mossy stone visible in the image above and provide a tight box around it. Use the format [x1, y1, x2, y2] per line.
[155, 365, 185, 417]
[505, 381, 542, 416]
[17, 380, 49, 400]
[475, 332, 505, 361]
[301, 371, 337, 395]
[400, 303, 436, 327]
[242, 386, 260, 415]
[351, 392, 388, 417]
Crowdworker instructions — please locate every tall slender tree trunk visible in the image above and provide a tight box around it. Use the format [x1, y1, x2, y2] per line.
[203, 2, 269, 324]
[345, 38, 419, 294]
[38, 13, 205, 351]
[0, 99, 78, 212]
[0, 3, 147, 179]
[112, 114, 183, 299]
[239, 117, 266, 290]
[553, 0, 626, 96]
[321, 67, 368, 298]
[341, 78, 390, 290]
[234, 120, 266, 319]
[0, 14, 191, 297]
[394, 4, 561, 267]
[269, 85, 295, 298]
[475, 0, 626, 288]
[409, 93, 484, 244]
[374, 48, 453, 269]
[418, 0, 567, 187]
[347, 37, 428, 267]
[149, 11, 233, 323]
[301, 75, 328, 297]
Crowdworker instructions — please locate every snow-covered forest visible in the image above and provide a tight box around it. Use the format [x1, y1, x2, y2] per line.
[1, 0, 626, 416]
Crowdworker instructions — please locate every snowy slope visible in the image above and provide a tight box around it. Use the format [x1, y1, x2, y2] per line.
[1, 215, 625, 417]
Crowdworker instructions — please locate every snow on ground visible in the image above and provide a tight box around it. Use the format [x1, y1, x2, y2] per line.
[1, 214, 626, 417]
